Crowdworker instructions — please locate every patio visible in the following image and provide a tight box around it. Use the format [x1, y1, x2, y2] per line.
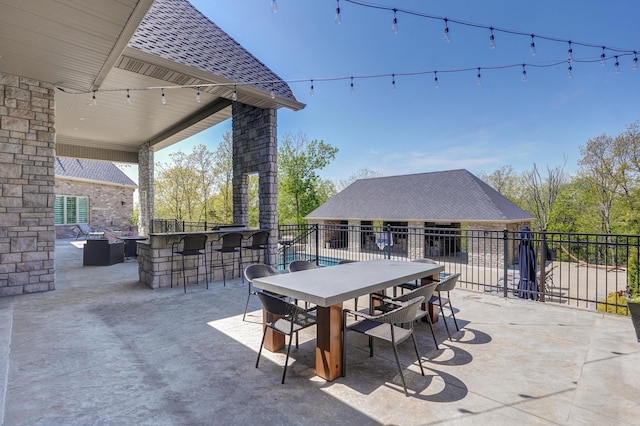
[0, 239, 637, 425]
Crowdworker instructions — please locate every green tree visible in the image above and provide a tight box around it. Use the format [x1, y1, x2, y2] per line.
[522, 161, 567, 231]
[480, 165, 524, 205]
[278, 132, 338, 225]
[208, 131, 233, 223]
[337, 168, 383, 192]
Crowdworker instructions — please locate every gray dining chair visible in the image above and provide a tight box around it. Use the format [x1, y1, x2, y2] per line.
[371, 281, 440, 350]
[255, 291, 317, 384]
[242, 263, 282, 321]
[396, 258, 439, 295]
[430, 273, 462, 340]
[342, 296, 425, 396]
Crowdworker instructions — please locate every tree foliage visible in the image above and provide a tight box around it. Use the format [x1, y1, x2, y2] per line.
[337, 168, 383, 192]
[278, 132, 338, 225]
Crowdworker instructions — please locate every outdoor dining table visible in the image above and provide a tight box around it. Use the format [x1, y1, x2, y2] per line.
[252, 258, 444, 381]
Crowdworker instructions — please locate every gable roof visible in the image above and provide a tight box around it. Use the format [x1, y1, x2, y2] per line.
[306, 169, 533, 223]
[126, 0, 301, 108]
[55, 158, 137, 187]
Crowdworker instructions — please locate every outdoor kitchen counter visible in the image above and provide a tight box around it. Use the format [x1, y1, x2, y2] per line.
[137, 228, 260, 289]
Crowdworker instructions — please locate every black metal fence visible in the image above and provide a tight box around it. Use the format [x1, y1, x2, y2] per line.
[278, 223, 638, 314]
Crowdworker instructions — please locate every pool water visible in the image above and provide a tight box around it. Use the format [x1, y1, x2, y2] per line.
[278, 253, 343, 270]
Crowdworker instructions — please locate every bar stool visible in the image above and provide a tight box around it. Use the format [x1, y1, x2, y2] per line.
[171, 234, 208, 293]
[241, 230, 270, 269]
[210, 232, 243, 286]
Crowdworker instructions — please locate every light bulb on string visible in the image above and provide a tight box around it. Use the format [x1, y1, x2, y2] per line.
[270, 83, 276, 99]
[614, 56, 620, 74]
[270, 0, 277, 13]
[443, 19, 450, 42]
[309, 79, 314, 96]
[600, 47, 606, 66]
[232, 84, 237, 101]
[633, 52, 638, 71]
[567, 41, 574, 62]
[161, 89, 166, 105]
[434, 71, 439, 88]
[391, 9, 398, 34]
[489, 27, 496, 49]
[391, 74, 396, 91]
[522, 64, 527, 82]
[567, 62, 573, 79]
[90, 90, 97, 106]
[335, 0, 341, 24]
[350, 77, 355, 94]
[126, 89, 131, 104]
[530, 34, 536, 56]
[476, 68, 481, 85]
[195, 87, 201, 103]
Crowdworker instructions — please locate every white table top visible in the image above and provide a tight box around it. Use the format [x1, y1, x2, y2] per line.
[252, 259, 444, 307]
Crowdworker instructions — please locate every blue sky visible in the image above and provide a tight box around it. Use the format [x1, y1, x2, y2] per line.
[152, 0, 640, 182]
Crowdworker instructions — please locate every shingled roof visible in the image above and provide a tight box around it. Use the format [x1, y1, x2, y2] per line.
[128, 0, 296, 102]
[306, 169, 533, 223]
[55, 158, 137, 187]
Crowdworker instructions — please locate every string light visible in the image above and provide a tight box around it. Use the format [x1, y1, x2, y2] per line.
[522, 64, 527, 82]
[161, 88, 166, 105]
[270, 0, 277, 13]
[90, 90, 97, 106]
[633, 52, 638, 70]
[195, 87, 201, 103]
[489, 27, 496, 49]
[126, 89, 131, 104]
[232, 84, 237, 101]
[310, 79, 314, 96]
[615, 56, 620, 74]
[391, 74, 396, 91]
[335, 0, 341, 25]
[476, 67, 481, 85]
[350, 76, 355, 94]
[443, 18, 450, 42]
[530, 34, 536, 56]
[391, 8, 398, 34]
[600, 46, 606, 66]
[434, 71, 439, 88]
[567, 41, 574, 62]
[567, 62, 573, 79]
[270, 85, 276, 99]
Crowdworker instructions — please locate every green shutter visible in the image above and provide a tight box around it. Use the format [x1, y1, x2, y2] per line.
[54, 196, 64, 225]
[66, 196, 77, 224]
[78, 197, 89, 224]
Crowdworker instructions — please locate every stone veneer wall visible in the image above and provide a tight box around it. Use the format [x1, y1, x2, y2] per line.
[137, 142, 153, 236]
[231, 103, 278, 265]
[0, 72, 55, 296]
[54, 179, 135, 238]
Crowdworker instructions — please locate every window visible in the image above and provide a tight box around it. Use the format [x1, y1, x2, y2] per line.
[55, 196, 89, 225]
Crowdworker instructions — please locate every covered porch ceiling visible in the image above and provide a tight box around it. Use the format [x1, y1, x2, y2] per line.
[0, 0, 303, 164]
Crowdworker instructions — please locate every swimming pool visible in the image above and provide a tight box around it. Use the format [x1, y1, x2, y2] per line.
[277, 252, 344, 270]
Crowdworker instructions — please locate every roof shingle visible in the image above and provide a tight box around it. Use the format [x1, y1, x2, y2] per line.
[55, 158, 137, 187]
[306, 169, 533, 223]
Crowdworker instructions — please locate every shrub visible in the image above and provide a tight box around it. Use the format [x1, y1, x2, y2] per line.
[597, 291, 630, 316]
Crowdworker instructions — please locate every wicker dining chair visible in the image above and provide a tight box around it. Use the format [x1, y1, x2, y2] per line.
[243, 264, 281, 321]
[255, 291, 317, 384]
[342, 296, 425, 396]
[430, 273, 462, 340]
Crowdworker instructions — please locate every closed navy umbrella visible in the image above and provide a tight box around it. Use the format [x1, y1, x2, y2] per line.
[518, 226, 537, 300]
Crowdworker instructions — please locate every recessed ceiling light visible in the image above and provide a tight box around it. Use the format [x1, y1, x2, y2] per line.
[79, 117, 85, 120]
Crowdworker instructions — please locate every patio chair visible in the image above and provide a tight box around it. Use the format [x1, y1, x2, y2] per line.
[396, 258, 438, 295]
[255, 291, 317, 384]
[75, 223, 104, 240]
[210, 232, 243, 286]
[371, 281, 440, 350]
[287, 259, 320, 273]
[243, 264, 281, 321]
[342, 296, 425, 396]
[429, 273, 461, 340]
[241, 230, 270, 266]
[337, 259, 360, 309]
[171, 234, 208, 293]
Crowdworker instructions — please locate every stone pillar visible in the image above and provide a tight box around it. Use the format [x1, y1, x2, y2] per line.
[232, 102, 278, 265]
[0, 72, 55, 295]
[347, 220, 361, 254]
[407, 221, 425, 260]
[138, 142, 154, 235]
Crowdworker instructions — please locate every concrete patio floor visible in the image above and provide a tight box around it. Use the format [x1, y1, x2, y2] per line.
[0, 239, 638, 425]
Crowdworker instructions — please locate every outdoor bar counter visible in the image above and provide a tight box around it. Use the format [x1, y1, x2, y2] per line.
[137, 228, 261, 289]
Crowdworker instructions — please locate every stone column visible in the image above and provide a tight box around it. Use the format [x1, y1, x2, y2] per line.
[0, 72, 55, 295]
[407, 221, 425, 260]
[138, 142, 154, 235]
[232, 102, 278, 265]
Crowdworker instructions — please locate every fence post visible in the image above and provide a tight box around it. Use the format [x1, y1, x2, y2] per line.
[314, 224, 320, 266]
[538, 231, 547, 302]
[503, 229, 509, 298]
